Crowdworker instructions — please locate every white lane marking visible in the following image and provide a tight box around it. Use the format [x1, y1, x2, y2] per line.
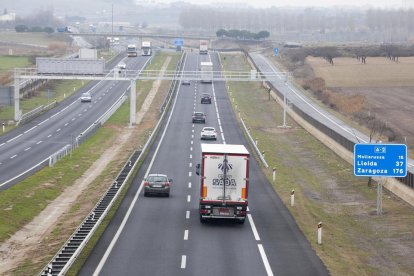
[192, 124, 194, 128]
[38, 118, 49, 125]
[192, 129, 194, 133]
[7, 133, 22, 143]
[258, 244, 274, 276]
[78, 113, 82, 117]
[190, 147, 193, 151]
[211, 75, 225, 144]
[56, 128, 61, 132]
[247, 206, 250, 212]
[191, 134, 194, 139]
[64, 123, 69, 126]
[181, 255, 187, 269]
[36, 140, 43, 145]
[71, 118, 76, 121]
[83, 109, 87, 112]
[47, 134, 52, 138]
[186, 210, 190, 219]
[191, 140, 193, 145]
[248, 214, 261, 241]
[190, 154, 192, 159]
[187, 195, 191, 202]
[189, 171, 192, 177]
[184, 230, 189, 240]
[189, 162, 192, 167]
[93, 56, 180, 276]
[50, 112, 60, 118]
[10, 154, 17, 159]
[188, 182, 191, 188]
[24, 147, 31, 151]
[24, 125, 37, 134]
[0, 143, 5, 147]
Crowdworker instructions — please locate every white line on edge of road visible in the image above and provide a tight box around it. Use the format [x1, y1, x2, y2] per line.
[247, 214, 260, 241]
[23, 125, 37, 134]
[258, 244, 274, 276]
[181, 255, 187, 269]
[93, 55, 187, 276]
[6, 133, 22, 143]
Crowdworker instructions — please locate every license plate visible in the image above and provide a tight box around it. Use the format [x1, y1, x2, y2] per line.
[152, 184, 162, 188]
[219, 208, 230, 215]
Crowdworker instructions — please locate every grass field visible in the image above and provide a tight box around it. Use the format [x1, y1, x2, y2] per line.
[0, 32, 70, 47]
[307, 56, 414, 87]
[222, 53, 414, 276]
[0, 56, 31, 73]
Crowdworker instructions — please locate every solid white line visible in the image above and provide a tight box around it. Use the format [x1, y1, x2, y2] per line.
[188, 182, 191, 188]
[0, 143, 5, 147]
[93, 55, 182, 276]
[247, 206, 250, 212]
[10, 154, 17, 159]
[181, 255, 187, 269]
[36, 140, 43, 145]
[187, 195, 191, 202]
[248, 214, 261, 241]
[7, 133, 22, 143]
[50, 112, 60, 118]
[38, 118, 49, 125]
[189, 162, 192, 167]
[24, 147, 31, 151]
[189, 171, 192, 177]
[24, 125, 37, 134]
[184, 230, 189, 240]
[258, 244, 274, 276]
[186, 210, 190, 219]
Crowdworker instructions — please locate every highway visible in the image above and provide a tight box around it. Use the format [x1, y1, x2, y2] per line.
[80, 52, 328, 275]
[250, 52, 414, 173]
[0, 54, 150, 190]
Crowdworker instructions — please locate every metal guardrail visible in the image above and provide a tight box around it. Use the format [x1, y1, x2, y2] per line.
[239, 116, 269, 169]
[38, 51, 187, 275]
[18, 100, 58, 126]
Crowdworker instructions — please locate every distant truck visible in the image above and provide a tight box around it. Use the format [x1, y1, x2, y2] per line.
[56, 26, 72, 33]
[200, 61, 213, 83]
[196, 144, 250, 224]
[199, 40, 208, 54]
[141, 41, 152, 56]
[127, 44, 138, 57]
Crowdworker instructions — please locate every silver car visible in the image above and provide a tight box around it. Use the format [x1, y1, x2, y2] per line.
[201, 127, 217, 140]
[80, 92, 92, 102]
[144, 174, 172, 197]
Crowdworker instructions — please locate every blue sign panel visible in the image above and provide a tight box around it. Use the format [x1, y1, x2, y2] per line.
[354, 144, 407, 177]
[174, 38, 184, 46]
[273, 47, 279, 55]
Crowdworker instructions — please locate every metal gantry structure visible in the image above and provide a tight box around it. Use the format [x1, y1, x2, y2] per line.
[14, 68, 291, 124]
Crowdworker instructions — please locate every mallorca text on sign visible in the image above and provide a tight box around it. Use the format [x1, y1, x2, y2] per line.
[354, 144, 407, 177]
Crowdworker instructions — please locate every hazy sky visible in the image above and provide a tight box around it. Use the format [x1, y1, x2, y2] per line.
[159, 0, 411, 9]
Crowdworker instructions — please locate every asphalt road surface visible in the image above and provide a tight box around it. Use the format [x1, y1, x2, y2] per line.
[0, 54, 150, 189]
[80, 52, 328, 276]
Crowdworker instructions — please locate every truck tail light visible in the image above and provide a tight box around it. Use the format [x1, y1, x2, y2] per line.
[202, 186, 207, 197]
[242, 188, 247, 199]
[144, 182, 149, 187]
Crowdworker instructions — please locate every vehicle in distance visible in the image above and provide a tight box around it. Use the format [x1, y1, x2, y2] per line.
[127, 44, 137, 57]
[144, 174, 172, 197]
[200, 61, 213, 83]
[201, 93, 211, 104]
[199, 40, 208, 54]
[182, 80, 190, 85]
[192, 111, 206, 123]
[142, 41, 152, 56]
[201, 127, 217, 140]
[80, 92, 92, 102]
[196, 144, 250, 224]
[117, 62, 126, 69]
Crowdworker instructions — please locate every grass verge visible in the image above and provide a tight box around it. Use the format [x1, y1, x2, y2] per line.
[222, 52, 414, 276]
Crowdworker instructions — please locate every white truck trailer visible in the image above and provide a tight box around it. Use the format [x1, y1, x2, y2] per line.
[200, 61, 213, 83]
[196, 144, 250, 224]
[141, 41, 152, 56]
[199, 40, 208, 54]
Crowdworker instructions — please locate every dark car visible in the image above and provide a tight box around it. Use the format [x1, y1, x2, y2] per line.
[201, 93, 212, 104]
[192, 111, 206, 123]
[144, 174, 172, 197]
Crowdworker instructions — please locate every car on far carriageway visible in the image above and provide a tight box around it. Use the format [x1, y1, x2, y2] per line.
[182, 80, 191, 85]
[192, 111, 206, 123]
[200, 93, 211, 104]
[144, 174, 172, 197]
[80, 92, 92, 102]
[201, 127, 217, 140]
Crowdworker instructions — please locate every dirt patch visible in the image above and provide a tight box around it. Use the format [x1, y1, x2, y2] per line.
[0, 57, 172, 274]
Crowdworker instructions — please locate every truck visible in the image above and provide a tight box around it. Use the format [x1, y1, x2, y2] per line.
[127, 44, 137, 57]
[200, 61, 213, 83]
[196, 144, 250, 224]
[199, 40, 208, 54]
[141, 41, 152, 56]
